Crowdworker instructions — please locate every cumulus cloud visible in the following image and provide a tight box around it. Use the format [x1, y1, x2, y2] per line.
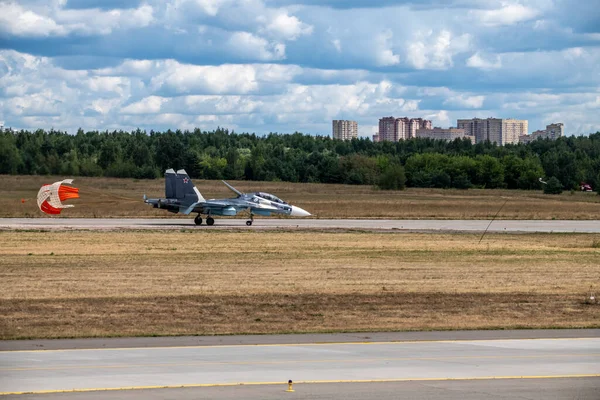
[227, 32, 286, 61]
[260, 12, 313, 40]
[444, 94, 485, 109]
[1, 1, 600, 136]
[472, 3, 539, 26]
[149, 61, 260, 95]
[466, 52, 502, 69]
[0, 1, 154, 37]
[374, 30, 400, 66]
[192, 0, 226, 16]
[426, 110, 451, 126]
[0, 3, 66, 37]
[407, 30, 471, 70]
[121, 95, 164, 114]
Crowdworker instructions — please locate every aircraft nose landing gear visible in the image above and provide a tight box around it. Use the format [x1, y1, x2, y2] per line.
[246, 213, 254, 226]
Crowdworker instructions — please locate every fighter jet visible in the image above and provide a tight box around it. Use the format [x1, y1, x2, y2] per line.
[144, 168, 311, 226]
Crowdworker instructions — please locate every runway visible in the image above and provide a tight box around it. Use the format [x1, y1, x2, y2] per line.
[1, 218, 600, 232]
[1, 337, 599, 396]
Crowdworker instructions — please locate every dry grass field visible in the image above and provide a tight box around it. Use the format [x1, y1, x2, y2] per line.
[1, 174, 599, 219]
[1, 230, 599, 339]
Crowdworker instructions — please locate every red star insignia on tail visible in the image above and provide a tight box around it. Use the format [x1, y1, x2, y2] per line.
[183, 177, 189, 184]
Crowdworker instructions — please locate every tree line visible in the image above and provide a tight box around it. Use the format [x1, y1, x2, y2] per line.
[1, 127, 600, 192]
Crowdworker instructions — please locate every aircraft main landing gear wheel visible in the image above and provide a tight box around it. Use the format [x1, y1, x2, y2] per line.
[246, 220, 252, 226]
[246, 212, 254, 226]
[206, 217, 215, 226]
[194, 216, 203, 225]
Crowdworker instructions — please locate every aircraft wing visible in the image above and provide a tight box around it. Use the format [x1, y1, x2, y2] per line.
[222, 181, 243, 197]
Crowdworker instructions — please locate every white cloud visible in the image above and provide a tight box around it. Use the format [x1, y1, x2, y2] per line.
[473, 3, 539, 26]
[466, 52, 502, 69]
[6, 90, 62, 116]
[95, 60, 156, 77]
[407, 30, 471, 70]
[426, 110, 451, 126]
[1, 1, 600, 136]
[261, 12, 313, 40]
[444, 94, 485, 109]
[54, 4, 155, 36]
[332, 39, 342, 52]
[149, 60, 288, 95]
[121, 96, 165, 114]
[86, 77, 129, 95]
[374, 30, 400, 66]
[191, 0, 226, 16]
[227, 32, 286, 61]
[0, 3, 66, 37]
[0, 2, 154, 37]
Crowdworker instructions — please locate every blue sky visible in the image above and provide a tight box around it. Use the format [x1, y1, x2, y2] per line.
[0, 0, 599, 137]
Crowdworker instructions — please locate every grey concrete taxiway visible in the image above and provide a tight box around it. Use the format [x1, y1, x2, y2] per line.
[1, 337, 599, 395]
[1, 218, 600, 232]
[4, 379, 600, 400]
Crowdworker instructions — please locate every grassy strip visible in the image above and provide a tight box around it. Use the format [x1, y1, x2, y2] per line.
[2, 174, 599, 219]
[2, 293, 599, 340]
[1, 230, 599, 339]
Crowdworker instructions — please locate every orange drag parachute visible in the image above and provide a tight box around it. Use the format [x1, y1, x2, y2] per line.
[37, 179, 79, 215]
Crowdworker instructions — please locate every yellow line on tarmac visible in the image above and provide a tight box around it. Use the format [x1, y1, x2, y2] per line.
[2, 337, 598, 353]
[1, 375, 599, 396]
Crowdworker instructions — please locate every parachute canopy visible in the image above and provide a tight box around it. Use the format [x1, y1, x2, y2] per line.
[37, 179, 79, 215]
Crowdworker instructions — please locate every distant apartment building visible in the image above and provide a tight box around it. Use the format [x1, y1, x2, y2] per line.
[457, 118, 528, 145]
[332, 120, 358, 141]
[378, 117, 398, 142]
[416, 127, 475, 144]
[375, 116, 432, 142]
[546, 123, 564, 139]
[409, 118, 432, 138]
[519, 123, 564, 144]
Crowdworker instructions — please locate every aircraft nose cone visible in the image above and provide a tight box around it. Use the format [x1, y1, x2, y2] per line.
[290, 205, 311, 217]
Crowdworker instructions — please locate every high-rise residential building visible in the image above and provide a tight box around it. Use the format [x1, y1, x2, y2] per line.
[376, 116, 432, 142]
[519, 123, 564, 144]
[409, 118, 432, 138]
[457, 118, 528, 145]
[332, 120, 358, 141]
[457, 118, 487, 143]
[395, 117, 409, 140]
[416, 127, 475, 143]
[378, 117, 397, 142]
[519, 130, 546, 144]
[546, 123, 564, 140]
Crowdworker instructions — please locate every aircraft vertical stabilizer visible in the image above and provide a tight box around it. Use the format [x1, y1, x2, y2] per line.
[165, 168, 177, 198]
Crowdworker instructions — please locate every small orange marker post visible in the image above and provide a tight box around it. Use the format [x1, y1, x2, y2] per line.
[286, 379, 295, 392]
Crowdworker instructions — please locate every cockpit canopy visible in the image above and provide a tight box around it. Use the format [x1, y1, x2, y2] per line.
[255, 192, 287, 204]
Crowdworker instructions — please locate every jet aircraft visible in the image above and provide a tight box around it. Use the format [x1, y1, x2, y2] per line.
[144, 169, 311, 226]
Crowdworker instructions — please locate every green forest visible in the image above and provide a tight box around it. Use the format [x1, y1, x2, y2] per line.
[1, 128, 600, 191]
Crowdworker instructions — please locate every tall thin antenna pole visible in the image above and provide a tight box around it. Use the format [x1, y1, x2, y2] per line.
[479, 198, 509, 244]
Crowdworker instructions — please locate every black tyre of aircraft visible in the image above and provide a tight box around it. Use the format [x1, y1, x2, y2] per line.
[206, 217, 215, 226]
[194, 215, 202, 225]
[246, 220, 252, 226]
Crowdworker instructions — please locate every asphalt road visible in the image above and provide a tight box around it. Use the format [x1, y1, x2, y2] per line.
[1, 337, 598, 396]
[1, 218, 600, 232]
[3, 379, 600, 400]
[2, 329, 600, 351]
